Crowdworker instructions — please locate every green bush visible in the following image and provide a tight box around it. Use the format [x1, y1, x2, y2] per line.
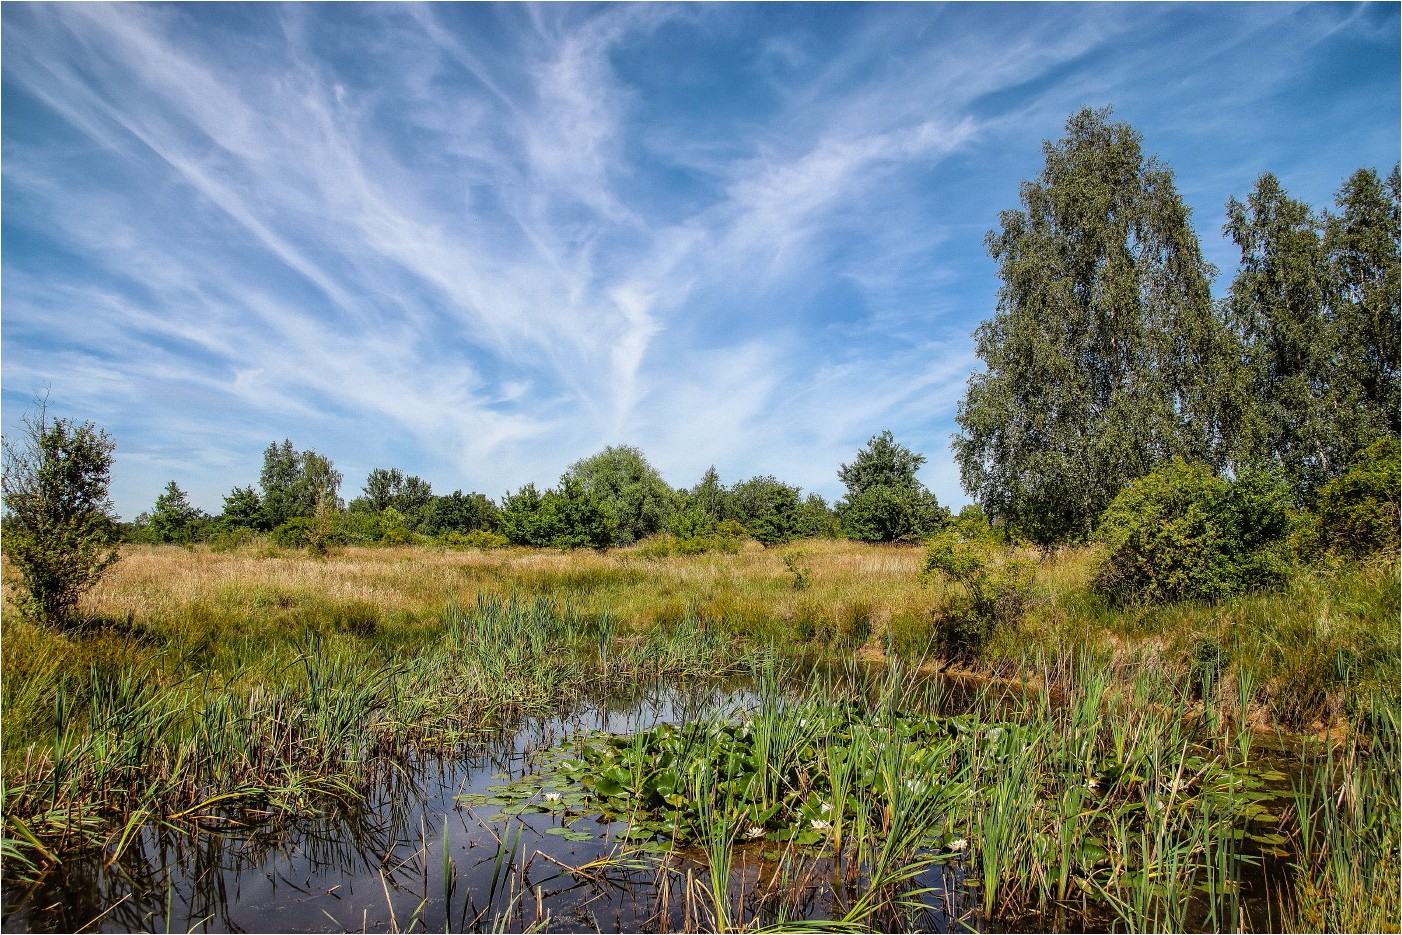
[838, 485, 947, 543]
[1314, 437, 1400, 559]
[1093, 460, 1291, 605]
[437, 529, 510, 550]
[270, 517, 315, 549]
[1, 406, 120, 629]
[923, 525, 1035, 662]
[206, 527, 258, 553]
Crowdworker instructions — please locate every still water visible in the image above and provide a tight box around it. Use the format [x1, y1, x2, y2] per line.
[2, 680, 976, 933]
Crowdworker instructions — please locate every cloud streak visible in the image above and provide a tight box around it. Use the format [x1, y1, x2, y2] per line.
[3, 3, 1396, 517]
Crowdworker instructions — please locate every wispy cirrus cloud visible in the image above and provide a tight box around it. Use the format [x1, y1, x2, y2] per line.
[3, 3, 1395, 516]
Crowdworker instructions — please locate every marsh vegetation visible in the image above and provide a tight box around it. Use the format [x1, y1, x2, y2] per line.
[2, 540, 1397, 932]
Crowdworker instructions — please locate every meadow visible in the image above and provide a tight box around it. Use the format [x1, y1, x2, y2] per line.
[1, 539, 1397, 932]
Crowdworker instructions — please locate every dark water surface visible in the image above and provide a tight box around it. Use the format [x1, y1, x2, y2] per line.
[1, 679, 977, 933]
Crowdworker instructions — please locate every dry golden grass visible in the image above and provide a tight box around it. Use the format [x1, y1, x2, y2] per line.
[49, 539, 943, 639]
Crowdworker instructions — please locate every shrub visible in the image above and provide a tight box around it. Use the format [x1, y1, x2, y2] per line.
[1, 403, 120, 629]
[500, 478, 617, 549]
[713, 519, 749, 541]
[270, 517, 315, 549]
[923, 525, 1035, 662]
[438, 529, 510, 550]
[729, 476, 804, 545]
[206, 527, 257, 553]
[1092, 460, 1291, 605]
[838, 486, 947, 543]
[1314, 437, 1400, 559]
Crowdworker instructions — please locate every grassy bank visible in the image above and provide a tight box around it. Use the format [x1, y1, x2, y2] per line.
[2, 540, 1397, 930]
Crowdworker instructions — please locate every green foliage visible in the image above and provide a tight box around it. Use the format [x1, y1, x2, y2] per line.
[713, 518, 749, 541]
[955, 108, 1236, 546]
[923, 524, 1035, 662]
[632, 531, 745, 558]
[145, 481, 206, 544]
[837, 431, 946, 542]
[424, 490, 499, 535]
[270, 517, 316, 549]
[1324, 167, 1400, 440]
[219, 485, 266, 531]
[839, 486, 947, 543]
[796, 492, 841, 539]
[565, 445, 677, 544]
[669, 465, 741, 539]
[437, 528, 510, 550]
[729, 475, 804, 545]
[1092, 461, 1291, 605]
[838, 430, 927, 494]
[1314, 437, 1401, 559]
[358, 468, 434, 528]
[375, 506, 413, 544]
[500, 478, 618, 549]
[1223, 167, 1399, 502]
[258, 440, 342, 529]
[1, 403, 120, 629]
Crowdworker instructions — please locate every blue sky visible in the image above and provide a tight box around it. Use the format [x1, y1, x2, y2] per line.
[3, 3, 1398, 520]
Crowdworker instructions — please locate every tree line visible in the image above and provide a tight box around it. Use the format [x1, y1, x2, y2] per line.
[956, 107, 1398, 548]
[126, 431, 955, 553]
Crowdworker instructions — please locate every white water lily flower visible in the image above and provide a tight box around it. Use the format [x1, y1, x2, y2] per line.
[948, 838, 968, 852]
[819, 802, 833, 814]
[543, 792, 563, 804]
[746, 825, 767, 840]
[1085, 779, 1100, 792]
[986, 727, 1005, 742]
[810, 819, 832, 831]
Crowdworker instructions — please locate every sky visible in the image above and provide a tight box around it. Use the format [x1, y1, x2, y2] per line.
[3, 2, 1398, 520]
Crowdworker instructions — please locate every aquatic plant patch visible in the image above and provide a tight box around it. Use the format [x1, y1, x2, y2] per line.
[458, 696, 1296, 897]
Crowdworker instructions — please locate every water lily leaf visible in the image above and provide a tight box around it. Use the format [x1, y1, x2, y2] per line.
[544, 827, 594, 842]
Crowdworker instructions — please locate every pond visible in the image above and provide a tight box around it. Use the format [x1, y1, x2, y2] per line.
[2, 669, 1294, 934]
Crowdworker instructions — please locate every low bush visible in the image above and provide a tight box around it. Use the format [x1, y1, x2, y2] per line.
[923, 524, 1036, 663]
[270, 517, 314, 549]
[437, 529, 510, 550]
[1314, 437, 1400, 559]
[1093, 461, 1291, 606]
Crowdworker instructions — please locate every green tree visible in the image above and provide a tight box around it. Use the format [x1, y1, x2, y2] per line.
[954, 108, 1237, 546]
[670, 466, 732, 537]
[1, 402, 120, 629]
[836, 431, 947, 542]
[258, 440, 342, 528]
[360, 467, 434, 526]
[796, 492, 840, 539]
[1224, 173, 1335, 497]
[565, 445, 676, 544]
[424, 490, 500, 535]
[729, 475, 803, 545]
[838, 430, 925, 495]
[147, 481, 205, 544]
[1323, 166, 1400, 443]
[219, 485, 266, 531]
[499, 479, 617, 549]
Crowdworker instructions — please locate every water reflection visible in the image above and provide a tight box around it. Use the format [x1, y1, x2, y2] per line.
[3, 679, 796, 934]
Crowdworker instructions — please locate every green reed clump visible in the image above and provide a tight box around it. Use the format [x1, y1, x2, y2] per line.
[1285, 689, 1401, 932]
[2, 595, 774, 875]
